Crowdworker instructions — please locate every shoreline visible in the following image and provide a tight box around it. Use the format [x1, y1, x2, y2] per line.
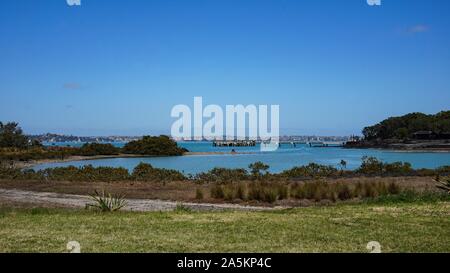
[14, 151, 255, 169]
[344, 147, 450, 153]
[9, 148, 450, 170]
[344, 140, 450, 153]
[344, 146, 450, 153]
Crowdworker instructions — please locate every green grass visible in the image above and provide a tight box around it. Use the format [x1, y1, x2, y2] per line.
[0, 202, 449, 253]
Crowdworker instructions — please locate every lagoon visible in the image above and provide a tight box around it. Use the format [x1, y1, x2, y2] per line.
[34, 142, 450, 174]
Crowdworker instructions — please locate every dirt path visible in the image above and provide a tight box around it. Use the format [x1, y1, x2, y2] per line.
[0, 188, 278, 212]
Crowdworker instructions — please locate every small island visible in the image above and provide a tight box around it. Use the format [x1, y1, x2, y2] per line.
[344, 111, 450, 151]
[0, 122, 188, 168]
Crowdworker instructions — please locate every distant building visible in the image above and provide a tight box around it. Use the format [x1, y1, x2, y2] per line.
[412, 131, 437, 140]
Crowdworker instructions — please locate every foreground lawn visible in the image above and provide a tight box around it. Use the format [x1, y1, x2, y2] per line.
[0, 202, 449, 253]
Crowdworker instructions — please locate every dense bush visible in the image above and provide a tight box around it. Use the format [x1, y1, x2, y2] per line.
[210, 184, 225, 199]
[291, 180, 402, 202]
[357, 156, 414, 176]
[0, 144, 122, 161]
[195, 168, 249, 183]
[0, 137, 190, 161]
[210, 182, 286, 203]
[247, 182, 287, 203]
[131, 162, 186, 181]
[2, 159, 450, 183]
[195, 188, 204, 200]
[79, 143, 120, 156]
[41, 165, 130, 182]
[0, 163, 186, 182]
[365, 190, 450, 204]
[123, 135, 187, 156]
[0, 146, 80, 161]
[209, 180, 405, 204]
[280, 163, 339, 179]
[248, 161, 270, 178]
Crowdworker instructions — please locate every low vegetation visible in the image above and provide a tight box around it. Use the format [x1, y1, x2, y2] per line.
[4, 156, 447, 184]
[1, 122, 449, 206]
[435, 176, 450, 194]
[0, 163, 186, 182]
[78, 143, 120, 156]
[86, 190, 127, 212]
[0, 121, 187, 161]
[1, 157, 450, 205]
[195, 167, 249, 183]
[209, 180, 405, 204]
[131, 162, 186, 182]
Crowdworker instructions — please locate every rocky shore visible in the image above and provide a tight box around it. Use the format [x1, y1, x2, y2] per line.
[344, 140, 450, 152]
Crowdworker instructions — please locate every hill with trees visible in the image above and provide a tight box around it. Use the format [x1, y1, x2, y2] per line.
[362, 111, 450, 141]
[346, 111, 450, 150]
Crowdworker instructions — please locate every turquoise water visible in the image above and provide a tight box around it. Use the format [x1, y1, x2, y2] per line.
[34, 141, 450, 174]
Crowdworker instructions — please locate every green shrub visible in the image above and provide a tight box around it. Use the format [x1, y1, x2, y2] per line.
[79, 143, 120, 156]
[387, 182, 401, 194]
[131, 162, 186, 182]
[363, 182, 377, 198]
[195, 168, 249, 183]
[436, 166, 450, 175]
[384, 162, 413, 175]
[276, 184, 288, 200]
[248, 161, 270, 178]
[235, 183, 246, 200]
[358, 157, 384, 175]
[353, 182, 364, 198]
[42, 165, 130, 182]
[357, 157, 415, 176]
[365, 191, 450, 204]
[123, 135, 187, 156]
[195, 188, 204, 200]
[281, 163, 339, 179]
[210, 184, 225, 199]
[246, 182, 287, 203]
[337, 183, 352, 201]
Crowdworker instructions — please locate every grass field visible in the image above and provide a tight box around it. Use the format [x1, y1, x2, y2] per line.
[0, 201, 449, 253]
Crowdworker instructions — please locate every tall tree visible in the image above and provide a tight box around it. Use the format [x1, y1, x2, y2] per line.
[0, 122, 29, 148]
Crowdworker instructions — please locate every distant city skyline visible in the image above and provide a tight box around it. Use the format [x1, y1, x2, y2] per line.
[1, 0, 450, 136]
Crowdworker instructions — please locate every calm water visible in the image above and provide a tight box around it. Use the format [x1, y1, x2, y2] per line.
[34, 141, 450, 174]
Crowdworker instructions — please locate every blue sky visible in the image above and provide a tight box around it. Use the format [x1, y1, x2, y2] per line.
[1, 0, 450, 136]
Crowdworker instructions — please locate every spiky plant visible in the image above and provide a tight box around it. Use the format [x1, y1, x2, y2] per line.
[435, 177, 450, 194]
[87, 190, 127, 212]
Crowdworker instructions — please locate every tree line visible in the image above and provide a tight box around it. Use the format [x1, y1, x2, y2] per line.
[0, 122, 187, 161]
[362, 111, 450, 140]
